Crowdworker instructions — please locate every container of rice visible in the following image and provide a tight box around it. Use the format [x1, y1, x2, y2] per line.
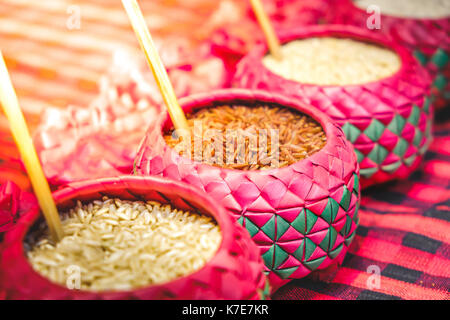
[134, 89, 360, 290]
[234, 24, 434, 188]
[0, 176, 268, 300]
[331, 0, 449, 110]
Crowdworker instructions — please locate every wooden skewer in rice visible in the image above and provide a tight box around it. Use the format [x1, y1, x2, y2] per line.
[0, 51, 63, 242]
[122, 0, 189, 135]
[249, 0, 282, 60]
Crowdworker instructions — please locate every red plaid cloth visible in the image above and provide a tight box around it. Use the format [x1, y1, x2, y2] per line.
[0, 0, 448, 300]
[273, 110, 450, 300]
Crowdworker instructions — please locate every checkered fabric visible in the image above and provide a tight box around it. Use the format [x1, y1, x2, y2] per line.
[0, 0, 448, 300]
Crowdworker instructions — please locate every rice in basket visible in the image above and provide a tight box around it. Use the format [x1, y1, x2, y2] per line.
[164, 104, 327, 170]
[262, 37, 401, 86]
[26, 197, 221, 291]
[354, 0, 450, 19]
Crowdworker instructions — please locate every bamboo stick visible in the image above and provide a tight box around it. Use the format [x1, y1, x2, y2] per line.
[0, 51, 63, 242]
[122, 0, 189, 132]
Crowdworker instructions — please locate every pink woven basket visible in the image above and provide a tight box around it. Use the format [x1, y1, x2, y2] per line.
[234, 25, 434, 188]
[134, 89, 360, 290]
[331, 0, 449, 110]
[0, 176, 268, 300]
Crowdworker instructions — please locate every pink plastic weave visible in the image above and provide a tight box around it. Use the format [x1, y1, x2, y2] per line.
[0, 176, 267, 300]
[234, 25, 434, 188]
[135, 89, 360, 290]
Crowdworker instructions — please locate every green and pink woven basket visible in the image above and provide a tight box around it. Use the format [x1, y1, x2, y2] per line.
[0, 177, 268, 300]
[331, 0, 449, 110]
[134, 89, 360, 290]
[234, 25, 434, 188]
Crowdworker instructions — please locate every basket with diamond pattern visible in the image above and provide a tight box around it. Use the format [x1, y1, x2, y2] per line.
[331, 0, 449, 110]
[234, 25, 434, 188]
[0, 176, 268, 300]
[134, 89, 360, 290]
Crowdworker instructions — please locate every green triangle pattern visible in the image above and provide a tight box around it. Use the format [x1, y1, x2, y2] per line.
[273, 245, 289, 269]
[433, 74, 446, 91]
[339, 93, 434, 178]
[274, 266, 298, 279]
[340, 186, 351, 211]
[413, 50, 428, 65]
[404, 154, 417, 166]
[413, 129, 423, 147]
[254, 184, 362, 276]
[341, 216, 353, 237]
[293, 239, 305, 261]
[393, 138, 409, 157]
[423, 97, 431, 113]
[360, 167, 378, 178]
[261, 216, 275, 240]
[345, 231, 356, 247]
[319, 229, 331, 252]
[329, 243, 344, 259]
[319, 227, 338, 252]
[262, 245, 274, 268]
[382, 161, 402, 173]
[304, 238, 317, 261]
[353, 173, 359, 195]
[367, 144, 388, 165]
[291, 209, 306, 235]
[342, 122, 361, 143]
[244, 218, 260, 237]
[413, 48, 447, 103]
[407, 105, 421, 126]
[364, 119, 385, 142]
[305, 209, 319, 234]
[276, 215, 290, 240]
[321, 198, 339, 224]
[304, 256, 326, 271]
[431, 49, 449, 69]
[354, 149, 364, 163]
[387, 114, 406, 136]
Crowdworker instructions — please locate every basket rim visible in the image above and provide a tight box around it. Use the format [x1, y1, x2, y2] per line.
[1, 175, 246, 298]
[135, 88, 355, 177]
[241, 24, 422, 89]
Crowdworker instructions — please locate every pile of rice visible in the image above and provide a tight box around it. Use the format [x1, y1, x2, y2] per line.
[262, 37, 401, 86]
[354, 0, 450, 19]
[27, 197, 221, 291]
[164, 105, 327, 170]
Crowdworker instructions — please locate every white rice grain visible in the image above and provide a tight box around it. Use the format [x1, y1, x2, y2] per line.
[262, 37, 401, 86]
[27, 197, 221, 292]
[354, 0, 450, 19]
